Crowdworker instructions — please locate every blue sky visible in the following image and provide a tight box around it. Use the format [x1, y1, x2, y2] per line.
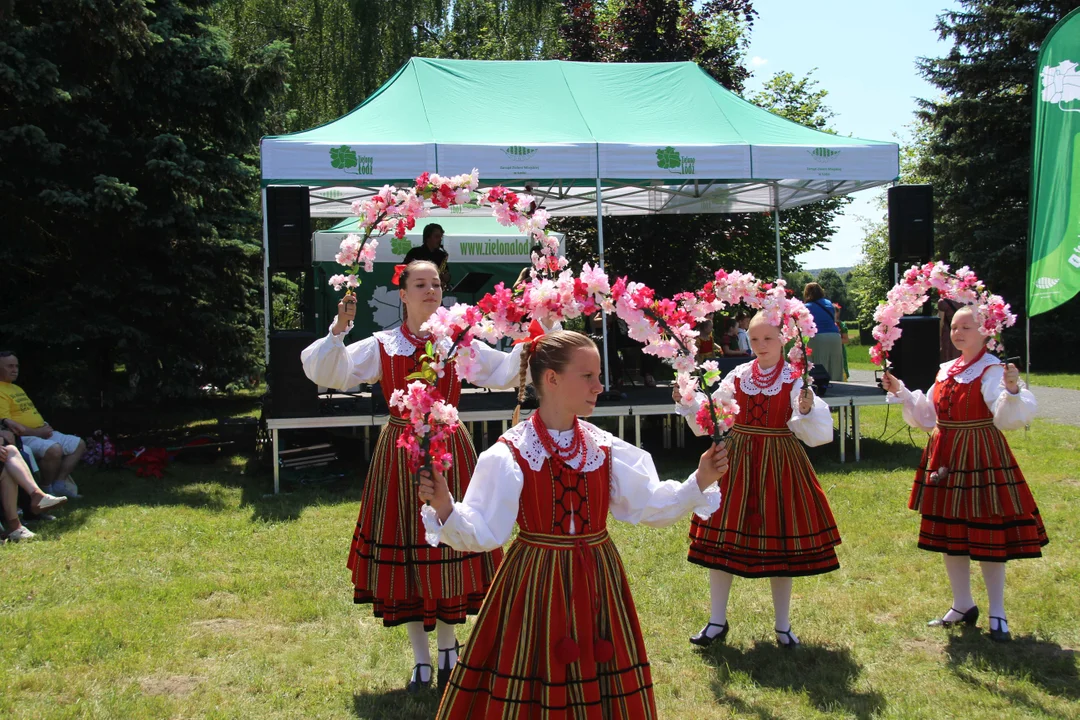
[742, 0, 961, 270]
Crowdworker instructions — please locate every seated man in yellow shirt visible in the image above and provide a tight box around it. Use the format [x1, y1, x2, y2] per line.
[0, 351, 86, 496]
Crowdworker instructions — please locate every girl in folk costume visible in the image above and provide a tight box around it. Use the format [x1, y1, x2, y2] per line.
[678, 313, 838, 649]
[882, 305, 1044, 641]
[301, 260, 527, 692]
[418, 330, 728, 719]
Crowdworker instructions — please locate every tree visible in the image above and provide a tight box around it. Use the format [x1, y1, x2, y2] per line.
[783, 270, 815, 295]
[847, 219, 891, 332]
[915, 0, 1080, 368]
[556, 11, 851, 295]
[846, 118, 933, 332]
[0, 0, 289, 406]
[815, 268, 849, 314]
[213, 0, 566, 134]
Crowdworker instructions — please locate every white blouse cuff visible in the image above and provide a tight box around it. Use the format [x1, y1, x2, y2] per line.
[327, 321, 353, 342]
[887, 386, 912, 405]
[420, 504, 446, 547]
[686, 471, 722, 520]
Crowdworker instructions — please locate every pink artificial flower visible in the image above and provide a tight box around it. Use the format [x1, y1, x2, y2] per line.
[579, 263, 610, 298]
[869, 345, 885, 367]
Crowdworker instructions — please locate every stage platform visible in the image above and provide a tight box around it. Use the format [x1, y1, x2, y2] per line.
[265, 381, 889, 493]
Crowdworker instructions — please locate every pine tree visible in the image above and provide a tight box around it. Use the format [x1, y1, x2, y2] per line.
[916, 0, 1080, 367]
[0, 0, 289, 405]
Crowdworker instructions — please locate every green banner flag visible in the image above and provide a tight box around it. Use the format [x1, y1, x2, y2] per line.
[1029, 8, 1080, 316]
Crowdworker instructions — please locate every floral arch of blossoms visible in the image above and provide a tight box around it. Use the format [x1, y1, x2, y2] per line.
[870, 261, 1017, 369]
[328, 170, 820, 472]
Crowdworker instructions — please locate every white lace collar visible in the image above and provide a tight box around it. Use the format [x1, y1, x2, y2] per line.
[502, 418, 612, 472]
[731, 361, 798, 396]
[373, 326, 451, 357]
[937, 352, 1000, 384]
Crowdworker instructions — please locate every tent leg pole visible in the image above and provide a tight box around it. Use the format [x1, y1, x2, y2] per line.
[773, 185, 782, 279]
[261, 188, 271, 367]
[597, 177, 612, 393]
[1026, 314, 1032, 385]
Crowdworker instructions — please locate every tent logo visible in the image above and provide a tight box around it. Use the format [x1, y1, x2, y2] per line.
[329, 145, 374, 175]
[1041, 60, 1080, 111]
[656, 146, 696, 175]
[503, 146, 537, 159]
[809, 148, 841, 161]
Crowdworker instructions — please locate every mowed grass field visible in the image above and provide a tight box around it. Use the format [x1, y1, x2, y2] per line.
[1, 405, 1077, 719]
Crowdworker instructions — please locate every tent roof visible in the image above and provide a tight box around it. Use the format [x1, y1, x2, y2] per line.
[262, 58, 899, 216]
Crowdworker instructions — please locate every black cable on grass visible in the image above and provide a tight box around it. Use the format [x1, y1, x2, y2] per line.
[875, 403, 892, 440]
[873, 402, 928, 446]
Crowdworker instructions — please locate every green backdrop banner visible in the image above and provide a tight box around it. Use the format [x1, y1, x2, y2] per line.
[1029, 8, 1080, 316]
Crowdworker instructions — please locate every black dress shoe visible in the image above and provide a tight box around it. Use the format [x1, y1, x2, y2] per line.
[775, 626, 800, 650]
[437, 641, 461, 691]
[406, 663, 432, 694]
[689, 621, 729, 647]
[988, 616, 1012, 642]
[928, 605, 979, 628]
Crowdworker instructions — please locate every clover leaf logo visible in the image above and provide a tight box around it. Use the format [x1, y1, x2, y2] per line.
[656, 146, 682, 170]
[330, 145, 358, 170]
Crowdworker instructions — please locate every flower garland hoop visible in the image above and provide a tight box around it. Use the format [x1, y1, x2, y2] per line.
[328, 169, 820, 467]
[870, 261, 1016, 368]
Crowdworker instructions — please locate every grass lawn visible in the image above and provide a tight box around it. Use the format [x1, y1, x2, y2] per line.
[2, 406, 1078, 719]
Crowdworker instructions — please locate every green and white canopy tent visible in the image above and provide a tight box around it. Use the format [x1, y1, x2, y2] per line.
[260, 58, 899, 384]
[261, 58, 898, 264]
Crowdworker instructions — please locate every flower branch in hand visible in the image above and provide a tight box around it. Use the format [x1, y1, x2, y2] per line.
[870, 262, 1016, 369]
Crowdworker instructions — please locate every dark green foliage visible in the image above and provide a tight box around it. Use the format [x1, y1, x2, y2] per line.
[915, 0, 1080, 369]
[815, 268, 850, 315]
[213, 0, 566, 133]
[555, 42, 849, 294]
[0, 0, 289, 406]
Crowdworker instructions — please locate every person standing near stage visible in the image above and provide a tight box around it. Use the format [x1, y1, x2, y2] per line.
[301, 260, 528, 693]
[404, 223, 452, 289]
[803, 282, 844, 381]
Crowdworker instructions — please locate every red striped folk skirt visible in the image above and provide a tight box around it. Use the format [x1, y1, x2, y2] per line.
[346, 416, 501, 630]
[910, 418, 1048, 561]
[437, 530, 657, 720]
[688, 424, 841, 577]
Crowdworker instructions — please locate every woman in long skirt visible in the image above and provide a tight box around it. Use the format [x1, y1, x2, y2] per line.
[302, 260, 526, 690]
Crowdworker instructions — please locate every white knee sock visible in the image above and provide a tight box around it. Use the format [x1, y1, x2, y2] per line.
[708, 569, 734, 628]
[406, 622, 431, 681]
[436, 620, 458, 669]
[942, 555, 975, 621]
[980, 561, 1008, 632]
[770, 577, 798, 644]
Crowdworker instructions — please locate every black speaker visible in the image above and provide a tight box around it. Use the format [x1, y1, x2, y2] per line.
[890, 316, 939, 392]
[267, 186, 312, 271]
[269, 330, 319, 417]
[888, 185, 934, 264]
